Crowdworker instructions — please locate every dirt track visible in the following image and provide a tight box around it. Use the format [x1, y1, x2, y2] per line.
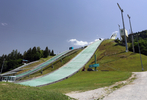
[103, 72, 147, 100]
[66, 72, 146, 100]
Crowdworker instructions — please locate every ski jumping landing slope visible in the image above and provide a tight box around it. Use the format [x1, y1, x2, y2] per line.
[18, 40, 103, 87]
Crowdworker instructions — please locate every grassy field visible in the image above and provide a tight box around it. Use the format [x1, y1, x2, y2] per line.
[40, 71, 131, 93]
[0, 82, 70, 100]
[40, 39, 147, 93]
[1, 39, 146, 99]
[85, 39, 147, 72]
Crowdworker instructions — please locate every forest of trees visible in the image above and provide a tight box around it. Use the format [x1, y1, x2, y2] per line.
[115, 30, 147, 56]
[0, 46, 55, 73]
[128, 30, 147, 55]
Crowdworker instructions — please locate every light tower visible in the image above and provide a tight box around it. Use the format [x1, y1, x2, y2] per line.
[117, 3, 128, 52]
[127, 14, 135, 53]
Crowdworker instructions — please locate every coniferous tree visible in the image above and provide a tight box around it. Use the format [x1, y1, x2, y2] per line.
[26, 48, 32, 61]
[43, 47, 49, 58]
[50, 50, 55, 56]
[0, 46, 56, 73]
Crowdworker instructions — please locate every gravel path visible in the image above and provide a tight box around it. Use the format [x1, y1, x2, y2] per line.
[66, 72, 146, 100]
[103, 72, 147, 100]
[66, 88, 107, 100]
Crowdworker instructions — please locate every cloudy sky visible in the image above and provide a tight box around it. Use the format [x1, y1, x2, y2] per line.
[0, 0, 147, 55]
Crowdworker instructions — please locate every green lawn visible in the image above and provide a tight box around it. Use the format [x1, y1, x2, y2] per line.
[0, 82, 70, 100]
[40, 71, 131, 93]
[85, 39, 147, 72]
[1, 39, 146, 100]
[40, 39, 147, 94]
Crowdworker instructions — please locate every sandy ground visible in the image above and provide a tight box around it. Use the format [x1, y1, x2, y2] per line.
[65, 72, 144, 100]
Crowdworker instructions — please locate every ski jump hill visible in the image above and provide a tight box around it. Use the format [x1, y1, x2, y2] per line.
[17, 40, 103, 87]
[15, 50, 72, 80]
[1, 50, 73, 80]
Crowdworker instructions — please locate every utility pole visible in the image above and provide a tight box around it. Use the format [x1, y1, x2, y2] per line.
[117, 3, 128, 52]
[136, 34, 144, 71]
[95, 54, 97, 71]
[127, 14, 135, 53]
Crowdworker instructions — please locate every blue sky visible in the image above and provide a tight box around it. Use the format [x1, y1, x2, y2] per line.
[0, 0, 147, 56]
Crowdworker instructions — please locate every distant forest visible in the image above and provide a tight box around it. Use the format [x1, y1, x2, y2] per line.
[0, 46, 55, 73]
[128, 30, 147, 55]
[116, 30, 147, 55]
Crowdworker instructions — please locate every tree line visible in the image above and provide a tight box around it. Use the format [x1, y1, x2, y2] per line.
[115, 29, 147, 56]
[0, 46, 55, 73]
[128, 30, 147, 55]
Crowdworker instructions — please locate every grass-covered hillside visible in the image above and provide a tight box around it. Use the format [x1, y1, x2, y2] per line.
[0, 82, 70, 100]
[40, 39, 147, 93]
[1, 39, 146, 100]
[41, 71, 131, 93]
[85, 39, 147, 72]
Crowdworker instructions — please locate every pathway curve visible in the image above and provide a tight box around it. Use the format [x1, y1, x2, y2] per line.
[66, 72, 147, 100]
[103, 72, 147, 100]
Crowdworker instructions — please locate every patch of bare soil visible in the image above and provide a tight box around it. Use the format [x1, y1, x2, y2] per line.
[65, 73, 136, 100]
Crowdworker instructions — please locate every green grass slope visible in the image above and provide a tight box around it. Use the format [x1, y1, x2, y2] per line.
[0, 82, 70, 100]
[40, 39, 147, 93]
[41, 39, 142, 93]
[40, 71, 131, 93]
[85, 39, 147, 72]
[1, 39, 145, 99]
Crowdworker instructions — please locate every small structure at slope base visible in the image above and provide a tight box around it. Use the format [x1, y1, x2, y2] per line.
[89, 54, 99, 71]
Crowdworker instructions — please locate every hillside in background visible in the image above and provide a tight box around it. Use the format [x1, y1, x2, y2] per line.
[85, 39, 147, 72]
[1, 39, 147, 99]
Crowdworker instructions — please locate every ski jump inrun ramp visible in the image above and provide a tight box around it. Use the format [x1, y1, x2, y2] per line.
[17, 40, 103, 87]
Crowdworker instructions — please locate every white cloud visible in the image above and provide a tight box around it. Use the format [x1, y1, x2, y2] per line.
[89, 42, 93, 44]
[94, 39, 100, 41]
[69, 39, 77, 42]
[1, 23, 8, 26]
[69, 39, 88, 46]
[69, 38, 103, 46]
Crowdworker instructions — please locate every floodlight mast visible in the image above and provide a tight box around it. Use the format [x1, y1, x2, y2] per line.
[117, 3, 123, 12]
[137, 34, 144, 71]
[127, 14, 135, 53]
[127, 14, 130, 19]
[117, 3, 128, 52]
